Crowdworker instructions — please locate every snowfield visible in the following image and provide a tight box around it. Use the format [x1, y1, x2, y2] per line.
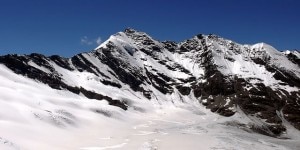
[1, 64, 300, 150]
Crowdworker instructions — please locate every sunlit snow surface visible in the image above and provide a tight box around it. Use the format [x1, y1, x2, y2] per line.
[0, 64, 300, 150]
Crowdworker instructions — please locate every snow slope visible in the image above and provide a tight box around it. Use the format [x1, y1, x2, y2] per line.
[1, 64, 300, 150]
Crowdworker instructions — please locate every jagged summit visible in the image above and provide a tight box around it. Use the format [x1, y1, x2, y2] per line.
[0, 29, 300, 141]
[124, 27, 138, 33]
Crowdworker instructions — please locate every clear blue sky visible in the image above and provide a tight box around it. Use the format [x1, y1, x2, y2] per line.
[0, 0, 299, 57]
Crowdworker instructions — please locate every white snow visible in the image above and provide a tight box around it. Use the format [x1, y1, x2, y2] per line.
[27, 60, 51, 74]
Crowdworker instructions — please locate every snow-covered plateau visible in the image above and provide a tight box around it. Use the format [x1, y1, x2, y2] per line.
[0, 28, 299, 150]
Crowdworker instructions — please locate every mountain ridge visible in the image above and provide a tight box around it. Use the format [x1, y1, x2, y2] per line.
[0, 28, 300, 138]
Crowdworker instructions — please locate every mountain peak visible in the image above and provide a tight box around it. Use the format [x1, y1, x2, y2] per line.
[1, 29, 300, 142]
[124, 27, 138, 33]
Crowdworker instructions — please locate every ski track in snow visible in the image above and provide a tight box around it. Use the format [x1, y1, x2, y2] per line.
[80, 143, 128, 150]
[76, 107, 300, 150]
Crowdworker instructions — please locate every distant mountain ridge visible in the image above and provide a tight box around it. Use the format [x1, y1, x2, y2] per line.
[0, 28, 299, 137]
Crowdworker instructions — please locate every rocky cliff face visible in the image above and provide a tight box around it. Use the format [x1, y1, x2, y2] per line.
[1, 28, 299, 137]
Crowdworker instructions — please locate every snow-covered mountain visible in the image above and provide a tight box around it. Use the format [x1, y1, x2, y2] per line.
[0, 28, 300, 150]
